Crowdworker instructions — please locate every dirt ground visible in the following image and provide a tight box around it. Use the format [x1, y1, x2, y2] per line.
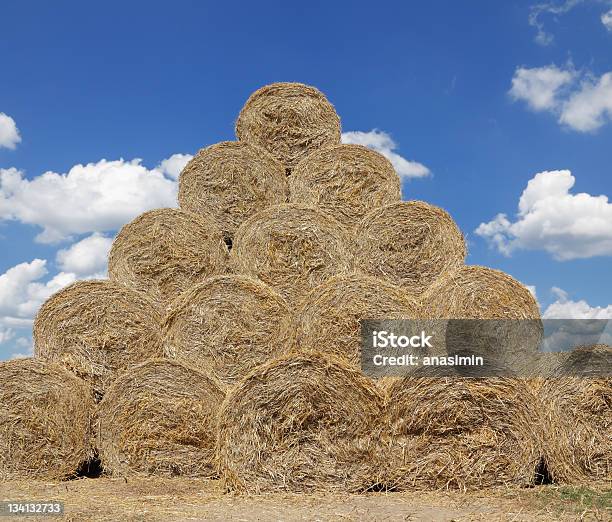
[0, 477, 610, 521]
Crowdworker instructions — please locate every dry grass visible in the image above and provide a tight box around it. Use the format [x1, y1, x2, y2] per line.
[354, 201, 466, 294]
[178, 141, 289, 241]
[230, 204, 353, 307]
[216, 352, 385, 493]
[235, 82, 341, 171]
[108, 208, 229, 310]
[97, 359, 224, 478]
[0, 358, 94, 480]
[163, 275, 293, 386]
[33, 280, 164, 398]
[289, 144, 401, 229]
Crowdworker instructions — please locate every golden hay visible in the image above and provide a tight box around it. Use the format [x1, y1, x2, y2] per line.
[235, 82, 341, 170]
[289, 144, 401, 229]
[34, 280, 164, 398]
[291, 273, 420, 367]
[97, 359, 224, 477]
[108, 208, 229, 310]
[230, 204, 353, 307]
[178, 141, 289, 241]
[0, 358, 94, 480]
[539, 345, 611, 484]
[216, 352, 385, 493]
[382, 367, 543, 490]
[354, 201, 466, 294]
[163, 275, 293, 386]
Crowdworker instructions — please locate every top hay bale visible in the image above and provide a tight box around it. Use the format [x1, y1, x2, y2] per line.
[0, 358, 94, 480]
[235, 82, 341, 171]
[108, 208, 229, 309]
[289, 144, 401, 229]
[178, 141, 289, 241]
[354, 201, 466, 294]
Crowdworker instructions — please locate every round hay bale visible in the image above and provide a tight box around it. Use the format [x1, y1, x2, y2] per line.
[216, 352, 385, 493]
[289, 144, 401, 229]
[108, 208, 229, 309]
[163, 275, 293, 385]
[354, 201, 466, 294]
[178, 141, 289, 241]
[235, 82, 341, 170]
[383, 367, 543, 490]
[230, 204, 353, 306]
[34, 280, 164, 398]
[292, 273, 420, 367]
[0, 358, 94, 480]
[539, 345, 611, 483]
[97, 359, 224, 477]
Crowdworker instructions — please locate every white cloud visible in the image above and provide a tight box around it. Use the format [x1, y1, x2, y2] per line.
[543, 287, 612, 319]
[0, 113, 21, 150]
[56, 233, 112, 276]
[0, 158, 177, 244]
[601, 8, 612, 30]
[476, 170, 612, 260]
[526, 285, 538, 301]
[157, 153, 193, 180]
[528, 0, 585, 46]
[509, 65, 575, 111]
[0, 327, 15, 344]
[559, 72, 612, 132]
[341, 130, 431, 179]
[8, 337, 34, 360]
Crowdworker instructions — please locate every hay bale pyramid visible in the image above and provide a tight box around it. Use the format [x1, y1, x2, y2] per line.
[2, 81, 608, 490]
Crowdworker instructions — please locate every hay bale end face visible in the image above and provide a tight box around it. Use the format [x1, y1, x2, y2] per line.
[235, 82, 341, 170]
[290, 144, 401, 229]
[97, 359, 224, 477]
[383, 368, 543, 490]
[0, 358, 94, 480]
[216, 352, 385, 493]
[178, 141, 289, 241]
[163, 275, 293, 386]
[108, 208, 229, 309]
[355, 201, 466, 295]
[230, 204, 353, 307]
[34, 279, 164, 398]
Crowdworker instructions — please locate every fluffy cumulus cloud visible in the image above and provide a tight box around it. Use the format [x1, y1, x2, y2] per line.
[341, 130, 431, 179]
[560, 72, 612, 132]
[509, 65, 575, 111]
[157, 153, 193, 180]
[476, 170, 612, 260]
[602, 8, 612, 30]
[0, 113, 21, 150]
[56, 233, 112, 276]
[543, 287, 612, 319]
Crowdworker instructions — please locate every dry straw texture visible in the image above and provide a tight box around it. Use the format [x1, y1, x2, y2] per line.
[354, 201, 466, 294]
[163, 275, 293, 386]
[230, 204, 353, 306]
[108, 208, 229, 309]
[289, 144, 401, 229]
[539, 345, 611, 483]
[216, 352, 385, 493]
[235, 82, 341, 170]
[34, 280, 164, 398]
[292, 273, 420, 367]
[97, 359, 224, 477]
[178, 141, 289, 241]
[0, 358, 94, 480]
[383, 367, 543, 490]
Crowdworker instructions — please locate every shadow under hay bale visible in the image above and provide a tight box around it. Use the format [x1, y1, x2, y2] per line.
[230, 204, 353, 307]
[382, 366, 543, 490]
[34, 280, 164, 398]
[216, 352, 385, 493]
[235, 82, 341, 171]
[291, 273, 420, 368]
[354, 201, 466, 295]
[162, 275, 293, 386]
[539, 345, 611, 484]
[178, 141, 289, 242]
[108, 208, 229, 310]
[97, 359, 224, 478]
[289, 144, 401, 229]
[0, 358, 95, 480]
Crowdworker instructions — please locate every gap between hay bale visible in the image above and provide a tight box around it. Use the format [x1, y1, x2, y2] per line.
[0, 358, 95, 480]
[97, 359, 224, 478]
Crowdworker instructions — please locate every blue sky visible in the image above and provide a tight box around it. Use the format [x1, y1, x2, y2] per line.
[1, 1, 611, 358]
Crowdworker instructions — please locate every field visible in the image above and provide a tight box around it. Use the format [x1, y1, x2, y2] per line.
[1, 478, 610, 521]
